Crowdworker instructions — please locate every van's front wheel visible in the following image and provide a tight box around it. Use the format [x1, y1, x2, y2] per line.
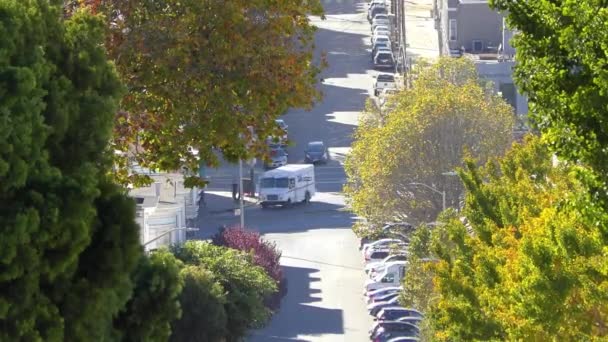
[284, 198, 292, 208]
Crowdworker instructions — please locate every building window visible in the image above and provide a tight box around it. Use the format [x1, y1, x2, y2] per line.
[448, 19, 457, 41]
[472, 40, 483, 52]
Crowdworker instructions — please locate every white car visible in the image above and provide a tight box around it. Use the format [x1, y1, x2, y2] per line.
[368, 0, 386, 9]
[365, 254, 408, 274]
[372, 34, 390, 47]
[364, 265, 407, 292]
[362, 238, 405, 255]
[369, 261, 408, 280]
[373, 24, 389, 34]
[374, 73, 396, 96]
[365, 286, 402, 299]
[372, 29, 390, 42]
[372, 17, 390, 31]
[365, 249, 392, 264]
[372, 13, 389, 22]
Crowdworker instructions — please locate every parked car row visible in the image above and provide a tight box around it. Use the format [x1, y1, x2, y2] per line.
[360, 222, 423, 341]
[368, 0, 395, 71]
[367, 1, 398, 98]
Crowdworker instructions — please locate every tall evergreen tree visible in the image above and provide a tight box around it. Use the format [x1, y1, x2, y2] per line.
[0, 1, 142, 339]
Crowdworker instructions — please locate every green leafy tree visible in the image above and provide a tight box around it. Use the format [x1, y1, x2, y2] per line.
[170, 266, 228, 342]
[0, 1, 143, 340]
[491, 0, 608, 182]
[78, 0, 325, 186]
[172, 241, 276, 341]
[114, 249, 184, 342]
[344, 57, 514, 226]
[427, 136, 608, 340]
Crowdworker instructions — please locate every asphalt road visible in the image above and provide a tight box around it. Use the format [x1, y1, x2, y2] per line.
[200, 0, 378, 340]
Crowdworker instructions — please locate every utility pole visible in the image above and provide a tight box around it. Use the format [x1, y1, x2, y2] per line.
[238, 158, 244, 228]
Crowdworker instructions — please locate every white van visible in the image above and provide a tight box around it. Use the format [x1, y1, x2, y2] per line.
[368, 261, 408, 280]
[258, 164, 315, 208]
[364, 263, 407, 292]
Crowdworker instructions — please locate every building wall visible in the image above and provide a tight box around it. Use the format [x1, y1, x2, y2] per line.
[475, 60, 527, 116]
[449, 3, 502, 51]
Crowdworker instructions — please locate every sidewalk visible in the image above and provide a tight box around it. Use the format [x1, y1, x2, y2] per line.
[405, 0, 440, 60]
[199, 190, 258, 215]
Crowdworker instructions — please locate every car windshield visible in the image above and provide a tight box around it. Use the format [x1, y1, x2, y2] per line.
[307, 143, 324, 152]
[260, 177, 289, 188]
[377, 53, 392, 59]
[378, 74, 395, 82]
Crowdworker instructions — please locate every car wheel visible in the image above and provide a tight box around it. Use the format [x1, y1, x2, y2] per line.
[284, 198, 292, 208]
[304, 191, 311, 204]
[261, 203, 269, 209]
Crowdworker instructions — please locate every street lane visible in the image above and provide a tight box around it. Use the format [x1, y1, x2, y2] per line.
[248, 0, 375, 340]
[198, 0, 377, 340]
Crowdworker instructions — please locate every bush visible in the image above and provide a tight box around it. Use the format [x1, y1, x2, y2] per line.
[170, 266, 227, 342]
[172, 241, 276, 341]
[213, 226, 287, 310]
[114, 249, 184, 342]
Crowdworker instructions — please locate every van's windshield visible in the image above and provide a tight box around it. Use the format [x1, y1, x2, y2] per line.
[260, 177, 289, 188]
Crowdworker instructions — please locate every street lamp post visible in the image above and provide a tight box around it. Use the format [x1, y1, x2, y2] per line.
[408, 182, 446, 211]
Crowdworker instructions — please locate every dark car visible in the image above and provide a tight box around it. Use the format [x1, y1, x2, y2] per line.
[372, 41, 391, 60]
[374, 51, 395, 70]
[369, 291, 400, 304]
[368, 4, 387, 22]
[376, 308, 424, 321]
[370, 322, 420, 340]
[304, 141, 328, 164]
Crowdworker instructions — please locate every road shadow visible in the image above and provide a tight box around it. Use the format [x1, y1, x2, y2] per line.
[320, 0, 367, 16]
[248, 265, 344, 341]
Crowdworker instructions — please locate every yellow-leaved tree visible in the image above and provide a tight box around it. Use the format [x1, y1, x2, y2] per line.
[344, 57, 515, 227]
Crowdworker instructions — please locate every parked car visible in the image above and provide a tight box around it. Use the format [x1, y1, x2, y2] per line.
[374, 50, 395, 70]
[275, 118, 288, 135]
[365, 254, 408, 274]
[368, 294, 400, 313]
[372, 18, 390, 32]
[372, 29, 391, 43]
[368, 0, 387, 10]
[365, 264, 407, 293]
[372, 44, 392, 62]
[368, 3, 387, 22]
[264, 147, 288, 169]
[304, 141, 329, 164]
[369, 261, 408, 280]
[370, 321, 420, 339]
[395, 316, 423, 326]
[374, 73, 396, 96]
[373, 25, 390, 37]
[372, 35, 391, 48]
[376, 308, 424, 321]
[373, 328, 420, 342]
[365, 249, 392, 264]
[372, 14, 390, 27]
[368, 291, 400, 304]
[385, 337, 420, 342]
[366, 287, 402, 303]
[362, 238, 405, 255]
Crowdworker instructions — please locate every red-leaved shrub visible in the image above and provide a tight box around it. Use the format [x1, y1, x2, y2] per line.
[213, 226, 287, 310]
